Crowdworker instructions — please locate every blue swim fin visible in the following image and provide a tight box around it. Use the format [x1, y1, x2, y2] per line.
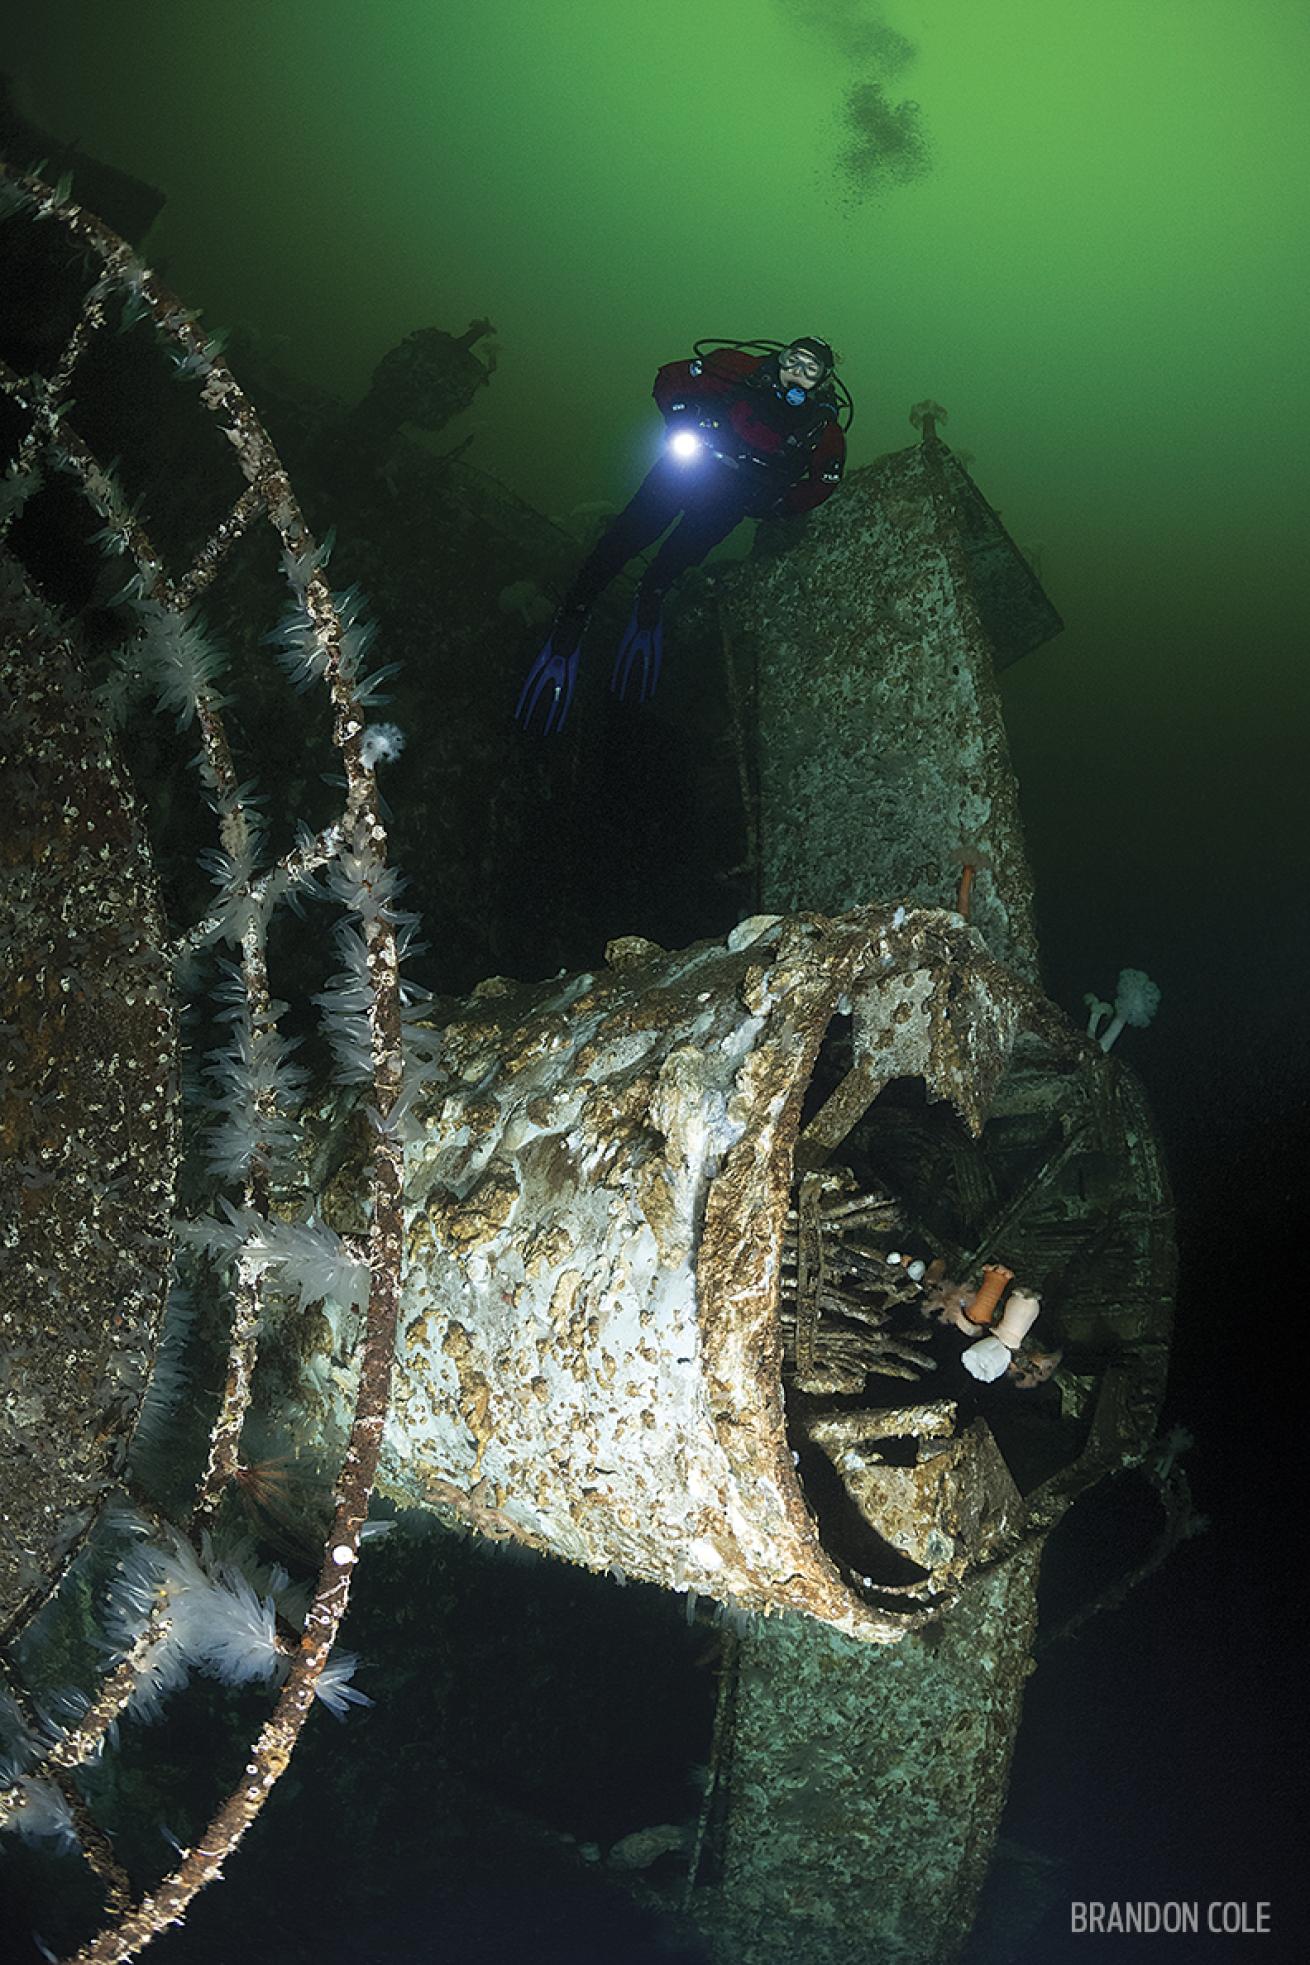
[611, 591, 664, 705]
[515, 608, 587, 734]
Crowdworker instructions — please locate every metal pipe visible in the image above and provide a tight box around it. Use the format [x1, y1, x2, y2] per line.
[355, 903, 1029, 1642]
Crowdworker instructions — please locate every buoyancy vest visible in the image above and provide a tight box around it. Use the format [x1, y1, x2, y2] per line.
[702, 357, 838, 481]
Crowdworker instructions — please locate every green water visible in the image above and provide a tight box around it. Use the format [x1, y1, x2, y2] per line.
[7, 0, 1308, 1114]
[3, 9, 1308, 1955]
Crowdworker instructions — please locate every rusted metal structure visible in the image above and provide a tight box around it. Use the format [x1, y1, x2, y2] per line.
[294, 904, 1066, 1642]
[0, 557, 177, 1641]
[1, 161, 415, 1959]
[1, 152, 1173, 1965]
[725, 410, 1060, 980]
[342, 318, 498, 456]
[668, 414, 1173, 1964]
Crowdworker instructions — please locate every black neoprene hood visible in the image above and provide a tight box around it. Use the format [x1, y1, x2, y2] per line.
[787, 335, 835, 374]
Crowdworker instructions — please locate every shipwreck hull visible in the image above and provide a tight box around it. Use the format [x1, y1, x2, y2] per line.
[0, 162, 1178, 1965]
[672, 420, 1171, 1963]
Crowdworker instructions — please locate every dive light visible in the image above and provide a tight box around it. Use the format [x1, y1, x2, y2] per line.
[669, 429, 703, 461]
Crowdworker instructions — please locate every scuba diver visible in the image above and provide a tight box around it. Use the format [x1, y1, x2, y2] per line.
[515, 336, 848, 733]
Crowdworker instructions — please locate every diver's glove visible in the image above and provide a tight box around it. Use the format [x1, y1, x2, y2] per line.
[515, 606, 587, 734]
[611, 587, 664, 706]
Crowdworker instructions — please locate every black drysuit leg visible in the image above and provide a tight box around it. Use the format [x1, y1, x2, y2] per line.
[562, 454, 754, 615]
